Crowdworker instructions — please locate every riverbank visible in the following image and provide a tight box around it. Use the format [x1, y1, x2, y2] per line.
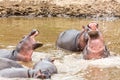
[0, 0, 120, 18]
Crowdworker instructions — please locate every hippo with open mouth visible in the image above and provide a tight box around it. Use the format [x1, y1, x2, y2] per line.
[83, 30, 110, 60]
[56, 22, 100, 52]
[0, 29, 43, 62]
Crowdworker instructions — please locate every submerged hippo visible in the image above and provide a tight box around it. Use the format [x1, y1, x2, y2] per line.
[0, 68, 44, 78]
[83, 30, 110, 60]
[0, 58, 23, 70]
[0, 58, 57, 79]
[56, 22, 99, 51]
[0, 29, 43, 62]
[33, 57, 57, 79]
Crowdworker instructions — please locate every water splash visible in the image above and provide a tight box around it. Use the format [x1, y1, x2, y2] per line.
[31, 50, 120, 80]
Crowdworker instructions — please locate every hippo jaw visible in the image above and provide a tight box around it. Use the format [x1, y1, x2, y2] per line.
[27, 29, 43, 50]
[30, 30, 43, 50]
[29, 29, 39, 37]
[32, 43, 43, 50]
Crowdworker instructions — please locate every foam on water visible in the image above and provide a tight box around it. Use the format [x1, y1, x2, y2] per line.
[31, 50, 120, 80]
[89, 56, 120, 68]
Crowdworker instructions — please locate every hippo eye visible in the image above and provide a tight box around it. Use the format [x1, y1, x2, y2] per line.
[86, 27, 90, 31]
[96, 24, 99, 28]
[19, 41, 23, 43]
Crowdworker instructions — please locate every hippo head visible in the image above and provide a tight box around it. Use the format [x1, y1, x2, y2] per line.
[83, 27, 110, 60]
[79, 22, 99, 50]
[83, 22, 99, 34]
[13, 29, 43, 62]
[32, 57, 57, 79]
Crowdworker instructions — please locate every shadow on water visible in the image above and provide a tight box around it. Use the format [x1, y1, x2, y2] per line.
[0, 17, 120, 80]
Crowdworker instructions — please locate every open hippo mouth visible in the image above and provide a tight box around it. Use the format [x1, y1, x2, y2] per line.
[88, 31, 100, 39]
[83, 30, 110, 60]
[28, 29, 43, 50]
[13, 29, 43, 61]
[18, 29, 43, 50]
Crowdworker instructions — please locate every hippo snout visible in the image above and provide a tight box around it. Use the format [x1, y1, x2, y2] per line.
[34, 70, 51, 79]
[14, 29, 44, 61]
[29, 29, 39, 36]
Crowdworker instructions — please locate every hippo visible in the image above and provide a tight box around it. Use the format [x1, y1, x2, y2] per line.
[0, 58, 57, 79]
[0, 29, 43, 62]
[0, 68, 44, 78]
[83, 30, 110, 60]
[33, 57, 57, 79]
[0, 58, 23, 70]
[56, 22, 99, 52]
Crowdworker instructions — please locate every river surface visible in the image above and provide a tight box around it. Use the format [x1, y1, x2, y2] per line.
[0, 17, 120, 80]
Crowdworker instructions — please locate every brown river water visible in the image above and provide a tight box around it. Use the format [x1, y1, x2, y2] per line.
[0, 17, 120, 80]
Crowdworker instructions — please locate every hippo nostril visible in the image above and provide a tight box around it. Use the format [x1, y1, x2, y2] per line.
[29, 29, 39, 36]
[30, 31, 36, 36]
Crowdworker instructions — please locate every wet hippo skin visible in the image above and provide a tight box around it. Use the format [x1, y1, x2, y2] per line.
[56, 28, 89, 51]
[0, 68, 41, 78]
[33, 58, 57, 79]
[56, 22, 99, 52]
[0, 58, 57, 79]
[0, 58, 23, 70]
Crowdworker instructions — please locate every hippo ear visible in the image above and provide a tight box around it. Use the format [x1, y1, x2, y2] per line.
[40, 58, 42, 61]
[82, 26, 85, 29]
[51, 59, 55, 63]
[96, 24, 99, 28]
[82, 26, 88, 31]
[49, 57, 55, 63]
[22, 35, 26, 39]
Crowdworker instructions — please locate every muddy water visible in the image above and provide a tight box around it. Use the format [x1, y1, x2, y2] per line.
[0, 17, 120, 80]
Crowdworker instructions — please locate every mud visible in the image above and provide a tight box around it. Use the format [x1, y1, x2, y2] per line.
[0, 0, 120, 18]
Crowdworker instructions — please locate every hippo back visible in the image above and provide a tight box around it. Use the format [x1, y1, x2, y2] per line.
[56, 29, 80, 51]
[0, 58, 23, 70]
[0, 68, 28, 78]
[0, 49, 13, 58]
